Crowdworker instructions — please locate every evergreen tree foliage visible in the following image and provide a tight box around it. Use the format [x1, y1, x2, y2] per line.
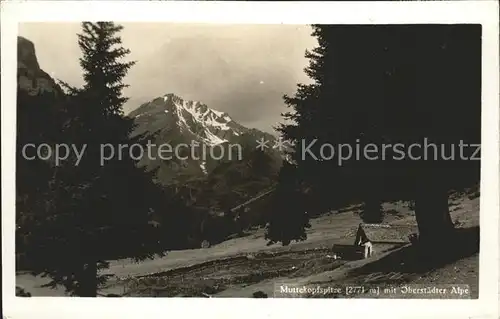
[268, 25, 481, 247]
[265, 162, 310, 245]
[18, 22, 170, 296]
[16, 90, 64, 270]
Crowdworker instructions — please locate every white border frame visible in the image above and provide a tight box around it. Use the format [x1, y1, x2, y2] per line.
[2, 1, 499, 319]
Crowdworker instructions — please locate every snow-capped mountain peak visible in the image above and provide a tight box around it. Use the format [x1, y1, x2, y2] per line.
[129, 93, 249, 147]
[128, 92, 279, 182]
[159, 93, 237, 145]
[163, 93, 233, 132]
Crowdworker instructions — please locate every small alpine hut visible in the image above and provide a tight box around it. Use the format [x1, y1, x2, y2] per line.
[354, 223, 419, 258]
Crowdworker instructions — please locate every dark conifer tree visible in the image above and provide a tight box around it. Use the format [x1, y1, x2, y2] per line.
[16, 89, 64, 270]
[265, 162, 310, 245]
[23, 22, 169, 296]
[267, 25, 481, 249]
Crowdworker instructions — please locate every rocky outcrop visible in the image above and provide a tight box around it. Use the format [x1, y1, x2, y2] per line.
[17, 36, 61, 96]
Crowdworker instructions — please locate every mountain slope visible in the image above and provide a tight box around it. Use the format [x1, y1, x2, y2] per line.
[129, 93, 281, 185]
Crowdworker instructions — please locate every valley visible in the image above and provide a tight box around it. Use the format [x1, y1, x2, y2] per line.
[13, 23, 484, 302]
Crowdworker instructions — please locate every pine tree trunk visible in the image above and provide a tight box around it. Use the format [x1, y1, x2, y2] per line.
[362, 197, 384, 224]
[414, 169, 454, 250]
[77, 261, 98, 297]
[361, 170, 384, 224]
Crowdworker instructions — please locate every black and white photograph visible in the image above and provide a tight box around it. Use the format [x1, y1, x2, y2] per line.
[2, 1, 499, 319]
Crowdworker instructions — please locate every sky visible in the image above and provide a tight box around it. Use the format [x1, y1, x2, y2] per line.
[18, 23, 317, 133]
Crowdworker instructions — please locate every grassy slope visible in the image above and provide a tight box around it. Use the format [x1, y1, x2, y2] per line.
[16, 192, 479, 297]
[215, 193, 480, 298]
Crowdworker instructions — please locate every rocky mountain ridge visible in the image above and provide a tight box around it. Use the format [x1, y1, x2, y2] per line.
[17, 36, 61, 96]
[129, 93, 280, 184]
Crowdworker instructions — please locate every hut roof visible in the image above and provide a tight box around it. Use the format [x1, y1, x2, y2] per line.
[358, 223, 418, 244]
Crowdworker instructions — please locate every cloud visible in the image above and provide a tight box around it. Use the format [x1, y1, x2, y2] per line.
[18, 23, 317, 133]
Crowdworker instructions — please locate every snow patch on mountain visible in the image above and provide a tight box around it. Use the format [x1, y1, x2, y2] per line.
[206, 116, 230, 131]
[211, 109, 224, 117]
[173, 102, 192, 133]
[173, 97, 233, 131]
[163, 94, 234, 145]
[203, 127, 227, 145]
[200, 161, 208, 175]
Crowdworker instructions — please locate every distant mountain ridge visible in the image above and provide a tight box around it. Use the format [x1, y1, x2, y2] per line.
[130, 93, 254, 144]
[16, 35, 282, 219]
[16, 36, 282, 247]
[129, 93, 280, 184]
